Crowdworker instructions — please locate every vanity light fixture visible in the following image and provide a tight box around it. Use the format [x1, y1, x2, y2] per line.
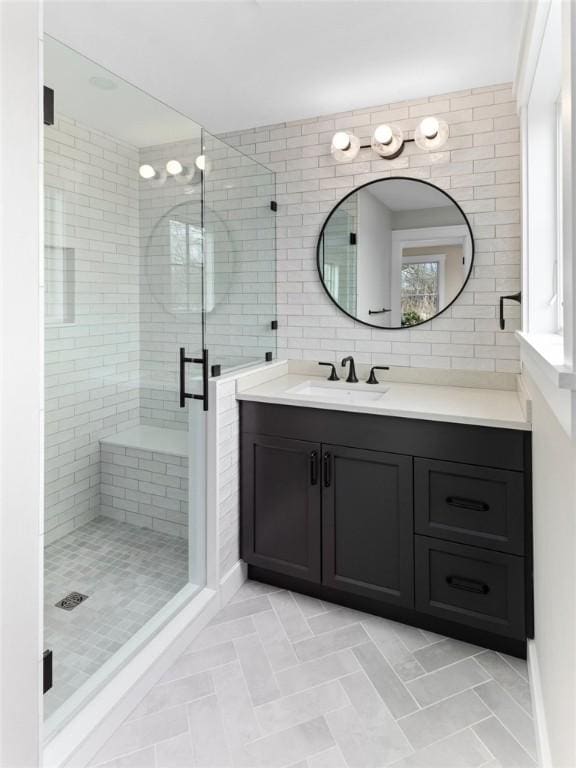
[331, 131, 360, 162]
[138, 164, 157, 180]
[371, 123, 404, 159]
[331, 116, 448, 162]
[414, 116, 449, 150]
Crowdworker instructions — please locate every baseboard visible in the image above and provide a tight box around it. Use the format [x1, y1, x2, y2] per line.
[527, 639, 552, 768]
[219, 560, 247, 607]
[43, 587, 220, 768]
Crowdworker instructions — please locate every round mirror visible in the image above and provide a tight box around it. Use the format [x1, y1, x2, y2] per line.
[317, 177, 474, 328]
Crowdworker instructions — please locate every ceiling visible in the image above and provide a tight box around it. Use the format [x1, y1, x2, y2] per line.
[366, 180, 453, 211]
[44, 0, 527, 135]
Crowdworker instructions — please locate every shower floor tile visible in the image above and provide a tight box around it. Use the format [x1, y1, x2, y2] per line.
[44, 516, 188, 719]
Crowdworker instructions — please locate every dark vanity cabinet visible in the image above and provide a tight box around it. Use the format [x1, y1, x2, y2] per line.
[240, 402, 533, 657]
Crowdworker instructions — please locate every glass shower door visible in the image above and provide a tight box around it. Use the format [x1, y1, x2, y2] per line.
[43, 36, 209, 731]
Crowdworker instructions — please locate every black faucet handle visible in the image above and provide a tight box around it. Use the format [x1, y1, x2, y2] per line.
[367, 366, 390, 385]
[318, 362, 339, 381]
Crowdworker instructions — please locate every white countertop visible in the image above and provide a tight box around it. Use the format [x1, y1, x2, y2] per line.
[236, 372, 531, 431]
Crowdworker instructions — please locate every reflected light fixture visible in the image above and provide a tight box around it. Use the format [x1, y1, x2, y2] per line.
[331, 115, 448, 162]
[331, 131, 360, 162]
[138, 164, 157, 180]
[195, 154, 209, 172]
[166, 159, 184, 176]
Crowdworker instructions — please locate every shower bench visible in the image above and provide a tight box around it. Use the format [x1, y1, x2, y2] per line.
[99, 425, 189, 538]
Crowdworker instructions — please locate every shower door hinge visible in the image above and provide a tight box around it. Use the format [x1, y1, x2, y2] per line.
[270, 320, 278, 330]
[43, 649, 53, 694]
[265, 352, 273, 362]
[270, 201, 277, 212]
[44, 86, 54, 126]
[349, 232, 357, 246]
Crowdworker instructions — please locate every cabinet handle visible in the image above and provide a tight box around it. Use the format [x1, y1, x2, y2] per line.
[310, 451, 319, 485]
[323, 452, 332, 487]
[446, 496, 489, 512]
[446, 575, 490, 595]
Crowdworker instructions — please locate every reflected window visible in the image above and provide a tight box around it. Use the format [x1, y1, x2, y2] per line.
[169, 219, 203, 313]
[401, 256, 444, 326]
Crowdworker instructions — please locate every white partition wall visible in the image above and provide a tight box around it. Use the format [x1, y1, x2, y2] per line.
[0, 2, 43, 766]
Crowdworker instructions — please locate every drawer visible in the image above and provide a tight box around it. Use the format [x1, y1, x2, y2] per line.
[415, 536, 525, 639]
[414, 458, 525, 554]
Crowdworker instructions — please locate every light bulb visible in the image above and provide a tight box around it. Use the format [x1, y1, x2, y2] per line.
[371, 125, 404, 158]
[374, 125, 393, 145]
[166, 159, 184, 176]
[138, 164, 156, 180]
[414, 117, 448, 150]
[331, 132, 360, 162]
[195, 155, 206, 171]
[332, 132, 352, 151]
[420, 117, 439, 139]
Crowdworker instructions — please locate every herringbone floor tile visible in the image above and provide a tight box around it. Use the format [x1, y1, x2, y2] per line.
[91, 581, 536, 768]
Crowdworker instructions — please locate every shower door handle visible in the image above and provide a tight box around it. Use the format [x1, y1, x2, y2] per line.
[179, 347, 209, 412]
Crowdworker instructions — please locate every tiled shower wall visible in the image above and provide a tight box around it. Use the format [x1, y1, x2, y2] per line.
[44, 118, 277, 542]
[220, 82, 521, 373]
[44, 115, 140, 544]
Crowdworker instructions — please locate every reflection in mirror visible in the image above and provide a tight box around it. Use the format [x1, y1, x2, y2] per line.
[317, 178, 473, 328]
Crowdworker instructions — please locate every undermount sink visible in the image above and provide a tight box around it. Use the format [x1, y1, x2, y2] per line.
[285, 380, 389, 404]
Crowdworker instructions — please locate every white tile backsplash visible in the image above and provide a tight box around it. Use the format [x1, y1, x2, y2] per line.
[219, 82, 521, 373]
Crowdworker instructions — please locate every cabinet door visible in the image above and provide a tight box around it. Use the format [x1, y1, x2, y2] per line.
[322, 444, 413, 606]
[241, 433, 322, 582]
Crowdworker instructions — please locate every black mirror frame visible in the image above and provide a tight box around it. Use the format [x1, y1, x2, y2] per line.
[316, 176, 475, 330]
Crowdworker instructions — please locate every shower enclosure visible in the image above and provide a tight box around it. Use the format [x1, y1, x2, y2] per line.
[43, 38, 275, 731]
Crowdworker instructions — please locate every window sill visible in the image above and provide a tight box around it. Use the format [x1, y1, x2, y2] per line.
[516, 331, 576, 390]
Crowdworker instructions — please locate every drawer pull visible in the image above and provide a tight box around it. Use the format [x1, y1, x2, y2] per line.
[310, 451, 319, 486]
[446, 575, 490, 595]
[446, 496, 489, 512]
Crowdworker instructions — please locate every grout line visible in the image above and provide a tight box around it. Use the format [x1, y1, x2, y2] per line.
[388, 719, 494, 767]
[471, 683, 538, 760]
[473, 710, 537, 766]
[403, 651, 489, 685]
[495, 649, 530, 682]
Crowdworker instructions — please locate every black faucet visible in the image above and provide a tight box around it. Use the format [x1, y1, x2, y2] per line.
[341, 356, 358, 383]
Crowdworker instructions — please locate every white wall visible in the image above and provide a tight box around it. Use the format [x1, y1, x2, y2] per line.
[523, 369, 576, 768]
[356, 189, 392, 325]
[516, 2, 576, 765]
[0, 2, 42, 765]
[220, 82, 521, 372]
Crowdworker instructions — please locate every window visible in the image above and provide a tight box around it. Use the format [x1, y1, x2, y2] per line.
[555, 95, 563, 332]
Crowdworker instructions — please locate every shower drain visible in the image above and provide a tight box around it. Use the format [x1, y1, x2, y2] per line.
[55, 592, 89, 611]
